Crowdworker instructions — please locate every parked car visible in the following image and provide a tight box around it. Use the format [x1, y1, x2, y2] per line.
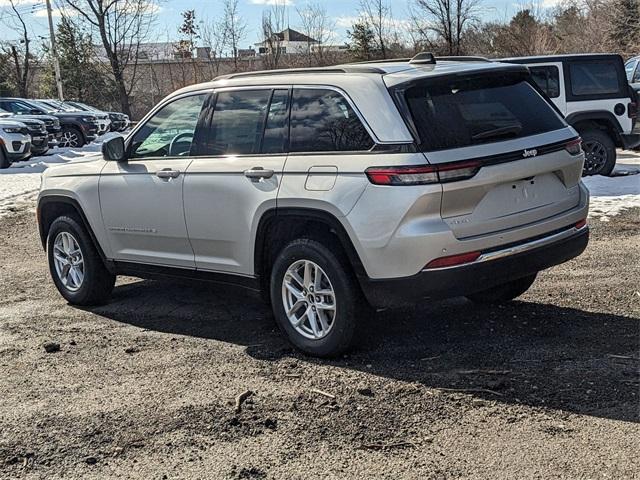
[499, 54, 640, 176]
[0, 98, 99, 148]
[0, 119, 31, 168]
[625, 55, 640, 94]
[37, 99, 111, 136]
[62, 101, 130, 132]
[0, 109, 49, 156]
[0, 107, 61, 149]
[37, 54, 589, 356]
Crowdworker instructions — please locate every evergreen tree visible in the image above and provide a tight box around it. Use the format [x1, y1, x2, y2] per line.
[610, 0, 640, 55]
[43, 16, 116, 107]
[347, 21, 377, 60]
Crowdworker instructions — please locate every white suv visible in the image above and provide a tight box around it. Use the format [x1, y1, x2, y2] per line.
[500, 54, 640, 175]
[37, 54, 589, 356]
[0, 119, 31, 168]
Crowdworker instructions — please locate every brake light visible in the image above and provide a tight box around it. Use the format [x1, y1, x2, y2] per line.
[365, 160, 481, 186]
[565, 138, 582, 155]
[628, 102, 638, 119]
[424, 251, 481, 269]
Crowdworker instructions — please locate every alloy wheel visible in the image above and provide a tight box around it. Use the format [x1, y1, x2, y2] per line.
[60, 130, 80, 148]
[281, 259, 336, 340]
[53, 231, 85, 292]
[582, 140, 607, 175]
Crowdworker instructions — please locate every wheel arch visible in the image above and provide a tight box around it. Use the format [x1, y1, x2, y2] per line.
[254, 208, 368, 291]
[37, 195, 111, 269]
[566, 110, 623, 147]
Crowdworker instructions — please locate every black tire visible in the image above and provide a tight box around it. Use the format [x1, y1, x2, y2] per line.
[0, 147, 10, 169]
[465, 273, 537, 304]
[580, 129, 616, 176]
[47, 215, 115, 305]
[60, 126, 85, 148]
[270, 238, 361, 358]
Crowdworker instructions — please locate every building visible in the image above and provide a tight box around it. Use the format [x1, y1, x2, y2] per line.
[254, 28, 319, 55]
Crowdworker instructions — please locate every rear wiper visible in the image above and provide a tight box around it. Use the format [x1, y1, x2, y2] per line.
[472, 125, 522, 141]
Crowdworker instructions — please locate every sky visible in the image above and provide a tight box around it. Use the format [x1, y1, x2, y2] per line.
[0, 0, 561, 50]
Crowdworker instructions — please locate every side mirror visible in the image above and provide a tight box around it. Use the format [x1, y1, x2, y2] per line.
[102, 135, 127, 162]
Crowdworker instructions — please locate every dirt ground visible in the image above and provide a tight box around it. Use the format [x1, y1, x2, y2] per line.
[0, 208, 638, 479]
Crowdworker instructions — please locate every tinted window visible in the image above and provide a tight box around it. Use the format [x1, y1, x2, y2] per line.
[404, 75, 566, 151]
[205, 89, 271, 155]
[290, 89, 374, 152]
[529, 66, 560, 98]
[569, 62, 620, 96]
[130, 93, 207, 159]
[1, 101, 37, 114]
[262, 89, 290, 154]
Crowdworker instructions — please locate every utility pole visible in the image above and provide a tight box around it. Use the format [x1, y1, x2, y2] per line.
[45, 0, 64, 101]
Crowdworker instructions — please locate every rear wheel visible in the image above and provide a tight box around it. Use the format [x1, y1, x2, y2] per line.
[60, 126, 85, 148]
[270, 239, 360, 357]
[466, 273, 537, 304]
[580, 129, 616, 176]
[47, 215, 115, 305]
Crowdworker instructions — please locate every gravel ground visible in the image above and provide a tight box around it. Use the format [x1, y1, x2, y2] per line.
[0, 209, 638, 479]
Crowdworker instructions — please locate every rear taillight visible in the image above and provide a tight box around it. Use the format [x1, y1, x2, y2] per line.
[424, 251, 481, 269]
[365, 160, 481, 186]
[628, 102, 638, 119]
[565, 138, 582, 155]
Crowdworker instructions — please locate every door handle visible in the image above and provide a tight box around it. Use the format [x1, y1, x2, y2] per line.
[156, 168, 180, 179]
[244, 167, 274, 182]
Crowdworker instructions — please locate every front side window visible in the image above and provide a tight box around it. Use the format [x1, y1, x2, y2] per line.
[529, 66, 560, 98]
[204, 89, 272, 156]
[403, 74, 566, 152]
[569, 62, 620, 96]
[290, 89, 374, 152]
[130, 93, 207, 159]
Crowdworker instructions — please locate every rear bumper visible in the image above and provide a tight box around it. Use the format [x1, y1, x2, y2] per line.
[360, 224, 589, 308]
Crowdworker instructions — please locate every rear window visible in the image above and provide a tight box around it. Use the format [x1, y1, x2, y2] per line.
[569, 62, 620, 96]
[403, 74, 566, 152]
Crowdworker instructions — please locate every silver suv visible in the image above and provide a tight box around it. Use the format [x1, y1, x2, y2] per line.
[37, 54, 590, 357]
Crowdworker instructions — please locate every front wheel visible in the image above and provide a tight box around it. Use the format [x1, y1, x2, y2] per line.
[60, 126, 85, 148]
[47, 215, 115, 305]
[270, 239, 361, 357]
[581, 129, 616, 176]
[0, 148, 10, 169]
[466, 273, 537, 304]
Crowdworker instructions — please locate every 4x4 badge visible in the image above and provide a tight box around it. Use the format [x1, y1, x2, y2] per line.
[523, 149, 538, 158]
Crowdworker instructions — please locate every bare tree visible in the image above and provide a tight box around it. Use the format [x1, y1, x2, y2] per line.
[297, 3, 336, 66]
[261, 0, 287, 70]
[221, 0, 246, 71]
[1, 0, 33, 97]
[62, 0, 155, 116]
[201, 16, 227, 78]
[359, 0, 392, 58]
[410, 0, 482, 55]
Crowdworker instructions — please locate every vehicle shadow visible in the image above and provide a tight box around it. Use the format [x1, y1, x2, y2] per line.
[87, 277, 640, 423]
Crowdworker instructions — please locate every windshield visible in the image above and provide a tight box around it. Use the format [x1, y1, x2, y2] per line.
[401, 73, 567, 151]
[24, 100, 56, 114]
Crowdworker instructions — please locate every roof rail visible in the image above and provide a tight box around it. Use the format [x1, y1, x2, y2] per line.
[436, 56, 491, 62]
[409, 52, 436, 65]
[214, 65, 385, 81]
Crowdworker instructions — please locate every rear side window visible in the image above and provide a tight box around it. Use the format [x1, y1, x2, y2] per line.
[529, 66, 560, 98]
[206, 89, 271, 155]
[290, 89, 374, 152]
[403, 74, 566, 152]
[569, 62, 620, 96]
[625, 60, 637, 81]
